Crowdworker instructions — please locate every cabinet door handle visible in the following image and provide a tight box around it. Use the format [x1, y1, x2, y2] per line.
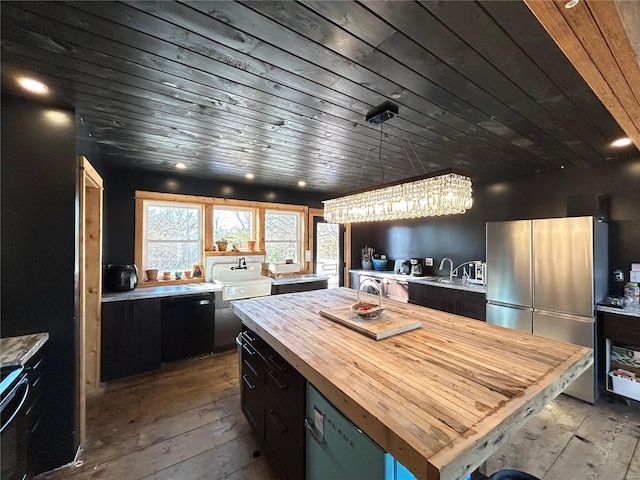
[241, 343, 256, 356]
[268, 371, 288, 390]
[268, 409, 288, 433]
[267, 354, 287, 372]
[241, 331, 258, 343]
[241, 374, 256, 390]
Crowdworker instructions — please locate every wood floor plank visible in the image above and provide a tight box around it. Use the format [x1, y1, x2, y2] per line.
[543, 398, 640, 480]
[84, 394, 242, 465]
[36, 346, 640, 480]
[143, 432, 264, 480]
[484, 394, 640, 479]
[218, 456, 280, 480]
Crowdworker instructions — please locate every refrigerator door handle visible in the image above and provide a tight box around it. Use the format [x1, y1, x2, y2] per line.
[304, 418, 325, 444]
[486, 301, 533, 311]
[534, 309, 594, 323]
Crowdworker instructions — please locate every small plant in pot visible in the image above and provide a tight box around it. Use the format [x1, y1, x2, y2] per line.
[215, 238, 228, 251]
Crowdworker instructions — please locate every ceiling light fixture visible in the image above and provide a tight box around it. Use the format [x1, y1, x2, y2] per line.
[18, 77, 48, 94]
[612, 137, 632, 147]
[565, 0, 579, 8]
[246, 173, 255, 180]
[176, 162, 187, 170]
[298, 180, 306, 187]
[323, 103, 473, 224]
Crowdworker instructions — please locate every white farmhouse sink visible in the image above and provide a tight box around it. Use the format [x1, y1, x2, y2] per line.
[212, 263, 272, 300]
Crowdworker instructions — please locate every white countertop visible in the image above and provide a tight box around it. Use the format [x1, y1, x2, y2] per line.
[102, 282, 221, 302]
[350, 269, 487, 294]
[1, 332, 49, 367]
[270, 274, 330, 285]
[597, 303, 640, 318]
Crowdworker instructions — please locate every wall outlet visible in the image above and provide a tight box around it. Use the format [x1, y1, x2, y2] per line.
[424, 257, 434, 267]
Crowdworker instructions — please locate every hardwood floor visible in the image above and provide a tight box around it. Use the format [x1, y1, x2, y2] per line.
[37, 350, 279, 480]
[37, 350, 640, 480]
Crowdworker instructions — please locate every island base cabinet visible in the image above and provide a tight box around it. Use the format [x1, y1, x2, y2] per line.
[240, 325, 306, 480]
[264, 390, 305, 480]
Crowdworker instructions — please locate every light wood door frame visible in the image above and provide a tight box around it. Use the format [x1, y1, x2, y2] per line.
[308, 209, 350, 286]
[79, 156, 103, 444]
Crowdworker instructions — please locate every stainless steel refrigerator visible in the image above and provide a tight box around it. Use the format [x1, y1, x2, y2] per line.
[486, 216, 608, 403]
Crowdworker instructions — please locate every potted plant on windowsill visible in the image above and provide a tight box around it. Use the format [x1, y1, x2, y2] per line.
[215, 238, 228, 251]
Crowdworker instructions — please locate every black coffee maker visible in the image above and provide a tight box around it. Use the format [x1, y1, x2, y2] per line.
[105, 264, 139, 292]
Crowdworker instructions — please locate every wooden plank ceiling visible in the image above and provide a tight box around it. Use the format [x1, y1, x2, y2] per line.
[1, 1, 638, 194]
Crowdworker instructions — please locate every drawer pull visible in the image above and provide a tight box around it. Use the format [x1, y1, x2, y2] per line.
[267, 354, 287, 372]
[268, 371, 288, 390]
[268, 409, 288, 433]
[241, 331, 258, 343]
[241, 374, 256, 390]
[241, 343, 256, 356]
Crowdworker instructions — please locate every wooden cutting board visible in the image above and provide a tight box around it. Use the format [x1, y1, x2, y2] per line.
[319, 305, 422, 340]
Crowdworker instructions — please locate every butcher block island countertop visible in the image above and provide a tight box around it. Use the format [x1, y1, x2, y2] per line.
[232, 288, 593, 480]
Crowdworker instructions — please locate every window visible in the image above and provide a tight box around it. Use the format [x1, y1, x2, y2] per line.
[143, 201, 203, 271]
[265, 210, 302, 264]
[213, 207, 255, 248]
[135, 191, 314, 282]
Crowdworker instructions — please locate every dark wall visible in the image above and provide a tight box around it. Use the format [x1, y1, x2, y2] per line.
[102, 167, 329, 264]
[1, 92, 79, 471]
[353, 158, 640, 282]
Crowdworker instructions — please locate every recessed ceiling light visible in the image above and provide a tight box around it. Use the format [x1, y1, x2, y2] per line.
[390, 93, 402, 99]
[565, 0, 579, 8]
[245, 173, 255, 180]
[612, 137, 632, 147]
[176, 163, 187, 170]
[298, 181, 306, 187]
[18, 77, 48, 94]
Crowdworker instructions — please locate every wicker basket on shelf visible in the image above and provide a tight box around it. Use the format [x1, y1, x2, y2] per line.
[351, 278, 384, 319]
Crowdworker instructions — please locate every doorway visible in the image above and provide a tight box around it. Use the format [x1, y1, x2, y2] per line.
[313, 216, 344, 288]
[78, 156, 103, 444]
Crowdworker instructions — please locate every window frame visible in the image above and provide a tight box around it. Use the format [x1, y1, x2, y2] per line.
[264, 209, 305, 265]
[141, 200, 204, 275]
[134, 191, 312, 286]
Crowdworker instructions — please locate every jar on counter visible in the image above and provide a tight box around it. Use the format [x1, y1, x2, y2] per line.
[624, 282, 640, 305]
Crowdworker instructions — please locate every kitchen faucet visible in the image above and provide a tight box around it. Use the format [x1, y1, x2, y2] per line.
[232, 257, 248, 270]
[439, 257, 454, 283]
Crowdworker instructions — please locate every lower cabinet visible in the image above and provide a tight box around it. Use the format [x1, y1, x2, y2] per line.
[457, 290, 487, 321]
[410, 284, 486, 320]
[240, 326, 306, 480]
[101, 298, 161, 381]
[25, 343, 48, 478]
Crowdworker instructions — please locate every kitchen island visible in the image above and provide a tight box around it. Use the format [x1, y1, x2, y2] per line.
[232, 288, 593, 480]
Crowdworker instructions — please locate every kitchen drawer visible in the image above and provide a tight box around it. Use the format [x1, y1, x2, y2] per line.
[241, 361, 264, 437]
[458, 290, 486, 321]
[264, 389, 305, 480]
[264, 349, 306, 419]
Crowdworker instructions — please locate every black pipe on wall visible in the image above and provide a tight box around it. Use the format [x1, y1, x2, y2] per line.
[352, 157, 640, 284]
[1, 92, 79, 472]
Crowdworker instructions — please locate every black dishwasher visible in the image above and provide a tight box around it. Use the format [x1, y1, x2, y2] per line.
[161, 293, 215, 363]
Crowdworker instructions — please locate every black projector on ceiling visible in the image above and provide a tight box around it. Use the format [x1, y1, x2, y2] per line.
[365, 102, 399, 125]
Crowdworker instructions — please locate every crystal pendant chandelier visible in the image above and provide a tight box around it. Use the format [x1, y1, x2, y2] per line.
[323, 102, 473, 224]
[323, 169, 473, 224]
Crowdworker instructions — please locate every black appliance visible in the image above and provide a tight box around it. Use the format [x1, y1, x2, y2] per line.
[161, 293, 215, 363]
[105, 264, 138, 292]
[1, 365, 28, 480]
